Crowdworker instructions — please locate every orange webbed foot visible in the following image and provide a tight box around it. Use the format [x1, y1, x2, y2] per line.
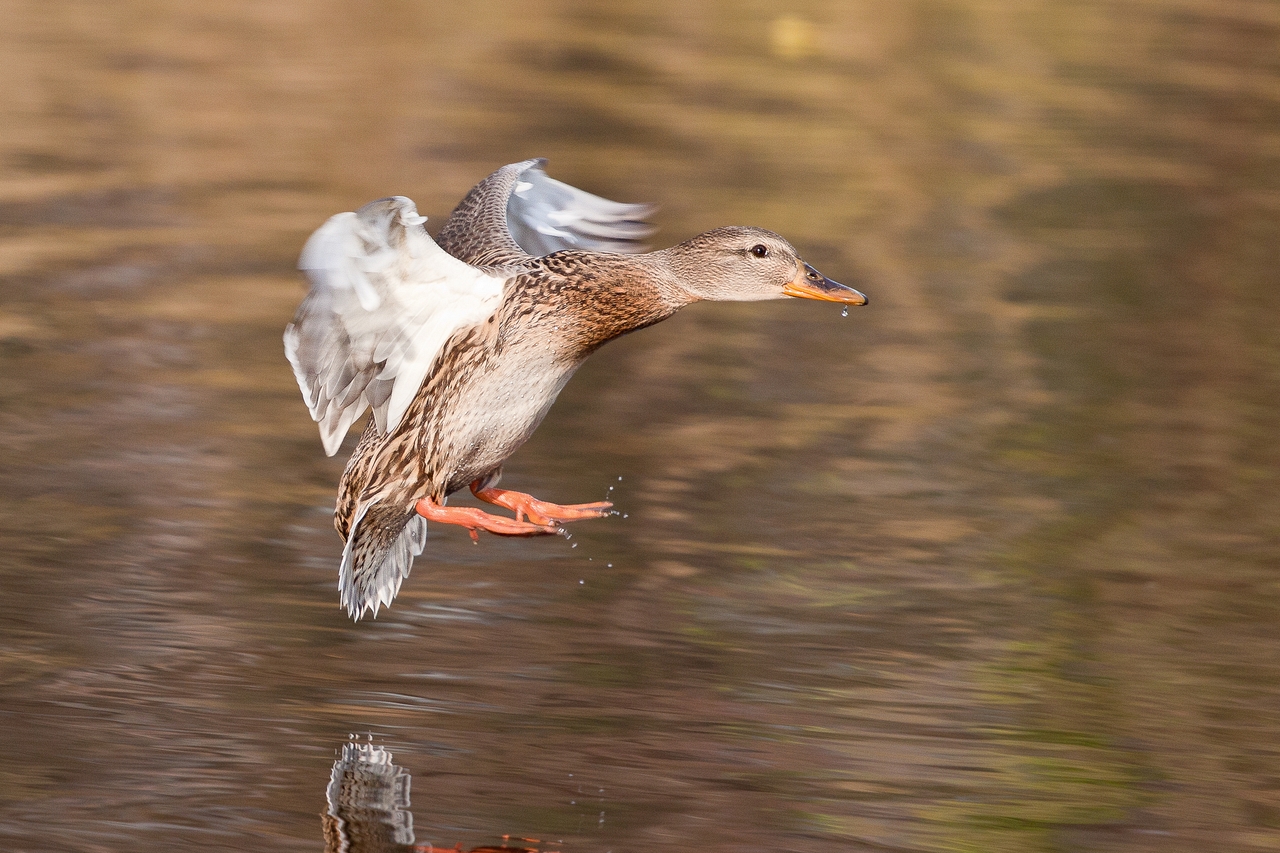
[470, 483, 613, 526]
[414, 498, 560, 540]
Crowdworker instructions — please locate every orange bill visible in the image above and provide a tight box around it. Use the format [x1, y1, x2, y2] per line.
[782, 262, 868, 305]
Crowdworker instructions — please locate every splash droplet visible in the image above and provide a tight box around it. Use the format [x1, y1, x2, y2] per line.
[841, 305, 849, 317]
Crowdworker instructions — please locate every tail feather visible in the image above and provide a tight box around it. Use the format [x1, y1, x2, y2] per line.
[339, 499, 428, 620]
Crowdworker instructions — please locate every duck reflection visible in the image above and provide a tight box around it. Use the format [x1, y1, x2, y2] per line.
[322, 741, 545, 853]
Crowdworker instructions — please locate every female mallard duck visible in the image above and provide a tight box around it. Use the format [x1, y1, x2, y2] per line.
[286, 159, 866, 619]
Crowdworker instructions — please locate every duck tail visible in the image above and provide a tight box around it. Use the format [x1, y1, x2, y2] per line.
[338, 498, 428, 620]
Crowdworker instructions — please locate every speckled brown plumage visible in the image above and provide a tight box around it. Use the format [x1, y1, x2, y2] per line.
[335, 251, 686, 537]
[435, 161, 532, 268]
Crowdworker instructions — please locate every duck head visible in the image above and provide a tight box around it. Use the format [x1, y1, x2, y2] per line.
[659, 226, 867, 306]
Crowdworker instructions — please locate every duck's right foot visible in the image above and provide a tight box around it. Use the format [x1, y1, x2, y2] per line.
[414, 498, 560, 541]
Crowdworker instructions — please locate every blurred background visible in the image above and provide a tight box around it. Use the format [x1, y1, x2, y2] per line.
[0, 1, 1278, 851]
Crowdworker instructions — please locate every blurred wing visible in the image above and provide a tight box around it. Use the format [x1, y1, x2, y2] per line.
[507, 164, 657, 256]
[284, 196, 506, 456]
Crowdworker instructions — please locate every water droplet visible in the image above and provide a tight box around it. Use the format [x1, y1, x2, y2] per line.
[578, 580, 584, 585]
[606, 563, 612, 568]
[622, 513, 628, 519]
[841, 305, 849, 317]
[617, 476, 623, 481]
[571, 542, 578, 548]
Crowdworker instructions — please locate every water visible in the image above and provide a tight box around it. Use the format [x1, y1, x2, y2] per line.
[1, 2, 1278, 851]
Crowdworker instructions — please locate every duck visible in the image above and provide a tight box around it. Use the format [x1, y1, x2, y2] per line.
[285, 159, 867, 619]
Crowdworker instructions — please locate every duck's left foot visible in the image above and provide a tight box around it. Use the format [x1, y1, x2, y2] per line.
[470, 482, 613, 526]
[414, 497, 559, 541]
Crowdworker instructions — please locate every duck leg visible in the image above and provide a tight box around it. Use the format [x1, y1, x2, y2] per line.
[470, 480, 613, 526]
[414, 497, 559, 542]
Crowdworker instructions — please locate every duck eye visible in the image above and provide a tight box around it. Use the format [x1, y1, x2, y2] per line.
[750, 244, 769, 258]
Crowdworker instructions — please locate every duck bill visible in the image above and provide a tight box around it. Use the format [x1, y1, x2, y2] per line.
[782, 263, 867, 305]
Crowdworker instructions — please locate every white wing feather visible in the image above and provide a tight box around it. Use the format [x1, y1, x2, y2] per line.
[507, 166, 656, 256]
[284, 196, 506, 456]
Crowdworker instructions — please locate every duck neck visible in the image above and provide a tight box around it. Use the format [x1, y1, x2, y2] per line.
[647, 236, 734, 303]
[525, 252, 695, 357]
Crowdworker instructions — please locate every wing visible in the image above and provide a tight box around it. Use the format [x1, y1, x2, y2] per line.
[284, 196, 507, 456]
[436, 159, 657, 266]
[508, 163, 658, 256]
